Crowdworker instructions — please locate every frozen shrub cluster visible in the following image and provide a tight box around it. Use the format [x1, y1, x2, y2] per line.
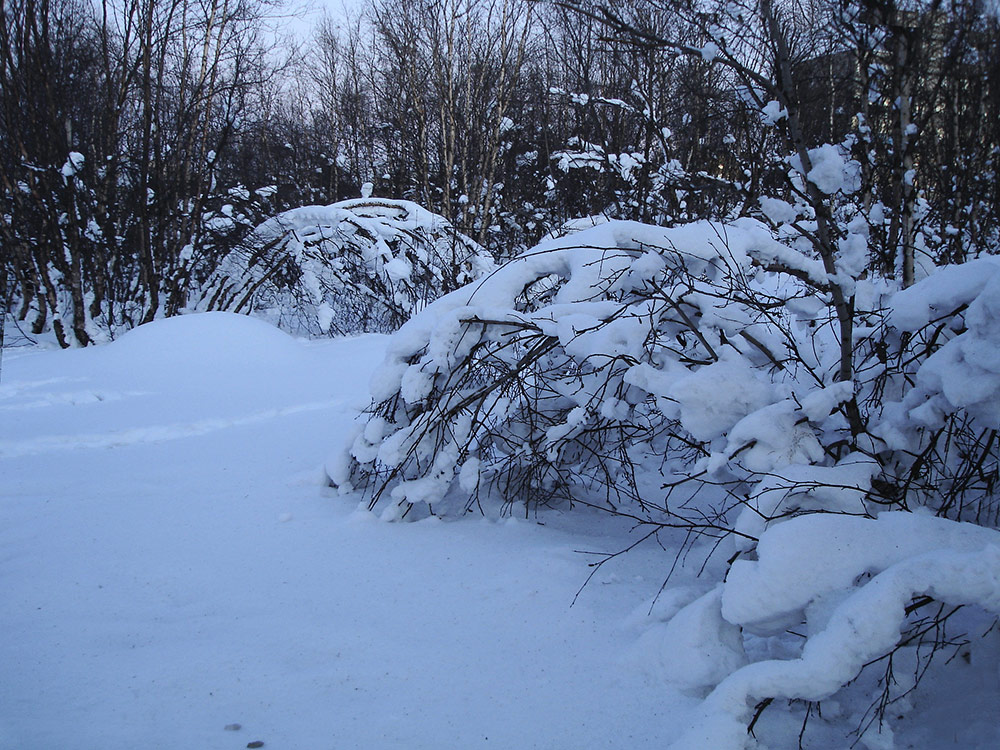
[329, 217, 888, 520]
[198, 198, 494, 335]
[666, 513, 1000, 750]
[328, 218, 820, 518]
[330, 217, 1000, 747]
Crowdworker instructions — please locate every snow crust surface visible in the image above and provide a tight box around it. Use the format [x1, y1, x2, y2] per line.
[0, 313, 684, 750]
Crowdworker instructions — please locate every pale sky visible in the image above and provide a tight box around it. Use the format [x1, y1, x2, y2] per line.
[278, 0, 364, 42]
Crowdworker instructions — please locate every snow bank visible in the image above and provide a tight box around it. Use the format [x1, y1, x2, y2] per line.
[107, 311, 301, 371]
[0, 312, 367, 456]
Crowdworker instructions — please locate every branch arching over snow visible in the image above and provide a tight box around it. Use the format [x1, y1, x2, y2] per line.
[668, 513, 1000, 750]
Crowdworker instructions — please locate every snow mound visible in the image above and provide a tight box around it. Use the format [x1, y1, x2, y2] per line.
[0, 312, 339, 450]
[107, 312, 301, 371]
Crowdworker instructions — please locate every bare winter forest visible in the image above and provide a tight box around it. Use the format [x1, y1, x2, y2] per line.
[3, 0, 999, 344]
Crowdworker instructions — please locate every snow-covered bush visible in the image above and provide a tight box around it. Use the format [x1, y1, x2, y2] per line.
[329, 217, 882, 520]
[198, 198, 494, 336]
[665, 512, 1000, 750]
[877, 257, 1000, 526]
[331, 216, 1000, 746]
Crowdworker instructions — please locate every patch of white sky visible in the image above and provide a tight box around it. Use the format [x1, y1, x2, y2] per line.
[278, 0, 365, 43]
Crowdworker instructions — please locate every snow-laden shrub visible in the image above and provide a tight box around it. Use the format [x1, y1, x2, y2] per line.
[655, 254, 1000, 750]
[331, 216, 1000, 747]
[197, 198, 495, 335]
[329, 218, 882, 520]
[876, 256, 1000, 525]
[665, 513, 1000, 750]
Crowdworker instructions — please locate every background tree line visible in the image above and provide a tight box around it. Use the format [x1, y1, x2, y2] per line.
[2, 0, 998, 347]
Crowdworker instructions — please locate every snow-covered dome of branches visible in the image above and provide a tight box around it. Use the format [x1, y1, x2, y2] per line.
[197, 198, 495, 336]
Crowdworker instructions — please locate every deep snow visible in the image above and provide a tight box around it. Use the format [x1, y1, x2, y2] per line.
[0, 313, 690, 749]
[2, 312, 997, 749]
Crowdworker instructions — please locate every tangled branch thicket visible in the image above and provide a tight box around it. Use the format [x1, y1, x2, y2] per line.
[332, 219, 999, 526]
[198, 198, 494, 336]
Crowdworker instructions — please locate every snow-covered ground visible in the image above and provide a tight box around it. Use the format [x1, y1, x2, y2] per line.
[0, 313, 691, 749]
[2, 312, 997, 749]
